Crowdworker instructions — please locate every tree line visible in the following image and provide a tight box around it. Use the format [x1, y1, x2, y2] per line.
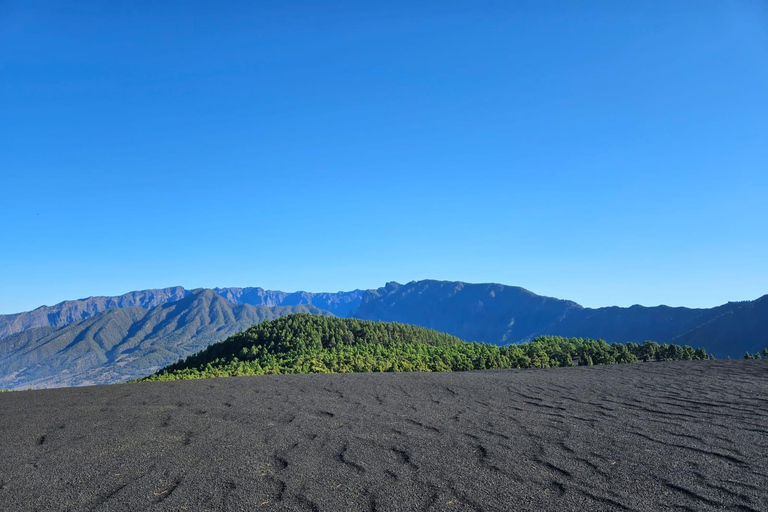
[744, 348, 768, 359]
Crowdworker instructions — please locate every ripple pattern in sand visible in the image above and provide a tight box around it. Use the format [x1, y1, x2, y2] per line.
[0, 360, 766, 511]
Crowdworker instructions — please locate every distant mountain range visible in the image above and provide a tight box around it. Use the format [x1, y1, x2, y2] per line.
[0, 280, 765, 389]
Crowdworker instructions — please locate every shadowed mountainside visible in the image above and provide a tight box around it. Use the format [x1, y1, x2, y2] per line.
[0, 289, 331, 389]
[673, 295, 768, 357]
[354, 280, 766, 357]
[354, 281, 582, 344]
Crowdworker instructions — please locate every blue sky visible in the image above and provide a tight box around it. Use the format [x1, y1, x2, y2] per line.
[1, 1, 767, 314]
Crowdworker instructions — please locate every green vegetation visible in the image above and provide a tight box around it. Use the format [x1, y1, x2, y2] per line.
[141, 314, 712, 382]
[743, 349, 768, 360]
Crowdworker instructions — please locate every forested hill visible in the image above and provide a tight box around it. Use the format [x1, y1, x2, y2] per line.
[154, 314, 464, 377]
[143, 314, 711, 382]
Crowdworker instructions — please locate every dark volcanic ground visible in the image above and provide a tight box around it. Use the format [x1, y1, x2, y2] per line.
[1, 361, 766, 511]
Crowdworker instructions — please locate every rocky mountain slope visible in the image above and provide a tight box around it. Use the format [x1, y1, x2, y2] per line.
[0, 289, 330, 389]
[0, 286, 362, 339]
[0, 287, 187, 339]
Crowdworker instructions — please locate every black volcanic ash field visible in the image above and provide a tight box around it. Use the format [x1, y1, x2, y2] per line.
[1, 360, 766, 511]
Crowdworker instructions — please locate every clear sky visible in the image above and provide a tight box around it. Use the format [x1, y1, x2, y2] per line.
[1, 1, 767, 314]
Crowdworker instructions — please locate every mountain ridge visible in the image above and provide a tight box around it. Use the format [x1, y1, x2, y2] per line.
[212, 287, 365, 316]
[0, 286, 188, 339]
[1, 280, 765, 388]
[0, 286, 365, 339]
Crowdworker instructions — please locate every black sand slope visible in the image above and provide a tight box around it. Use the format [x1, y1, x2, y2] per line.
[1, 361, 766, 511]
